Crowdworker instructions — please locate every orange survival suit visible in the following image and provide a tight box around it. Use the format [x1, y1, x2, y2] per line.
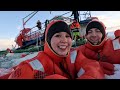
[78, 20, 120, 75]
[9, 20, 104, 79]
[70, 20, 80, 30]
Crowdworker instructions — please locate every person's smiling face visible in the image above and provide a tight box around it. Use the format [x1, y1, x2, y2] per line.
[51, 32, 72, 56]
[86, 28, 103, 45]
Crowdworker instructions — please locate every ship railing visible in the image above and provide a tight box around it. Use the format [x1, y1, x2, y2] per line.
[24, 29, 44, 41]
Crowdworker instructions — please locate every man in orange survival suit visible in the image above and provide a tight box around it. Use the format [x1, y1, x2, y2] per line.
[78, 19, 120, 79]
[8, 20, 104, 79]
[70, 19, 80, 30]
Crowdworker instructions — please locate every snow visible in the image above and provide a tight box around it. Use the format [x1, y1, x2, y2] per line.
[11, 52, 38, 67]
[107, 31, 115, 39]
[0, 52, 38, 77]
[105, 64, 120, 79]
[0, 68, 14, 77]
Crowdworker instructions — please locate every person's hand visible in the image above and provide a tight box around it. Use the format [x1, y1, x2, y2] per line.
[113, 64, 120, 71]
[99, 61, 114, 75]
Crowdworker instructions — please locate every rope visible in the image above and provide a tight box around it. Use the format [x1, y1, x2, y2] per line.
[23, 11, 38, 19]
[23, 11, 38, 26]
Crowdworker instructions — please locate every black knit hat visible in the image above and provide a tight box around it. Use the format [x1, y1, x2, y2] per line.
[47, 21, 72, 47]
[86, 21, 105, 40]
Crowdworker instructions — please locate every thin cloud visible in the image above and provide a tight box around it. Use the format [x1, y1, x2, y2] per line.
[97, 15, 120, 32]
[16, 25, 22, 30]
[0, 38, 16, 51]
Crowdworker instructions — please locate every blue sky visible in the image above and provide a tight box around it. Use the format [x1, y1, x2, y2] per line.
[0, 11, 120, 50]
